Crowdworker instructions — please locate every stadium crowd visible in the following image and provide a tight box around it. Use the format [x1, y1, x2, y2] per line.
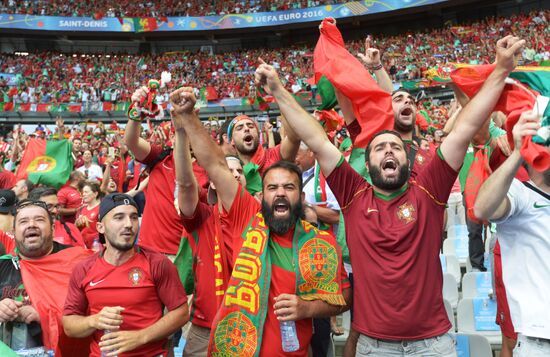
[1, 10, 548, 108]
[0, 7, 549, 357]
[0, 0, 343, 17]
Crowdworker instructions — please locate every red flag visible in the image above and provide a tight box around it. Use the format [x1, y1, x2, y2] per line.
[20, 247, 94, 356]
[314, 18, 393, 148]
[464, 146, 491, 223]
[205, 86, 219, 101]
[451, 64, 550, 171]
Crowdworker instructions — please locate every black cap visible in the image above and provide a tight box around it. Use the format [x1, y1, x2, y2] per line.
[99, 193, 138, 222]
[0, 189, 16, 214]
[98, 193, 138, 244]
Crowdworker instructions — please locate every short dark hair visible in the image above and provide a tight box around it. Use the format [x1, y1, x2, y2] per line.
[22, 180, 35, 193]
[28, 186, 58, 201]
[218, 119, 232, 145]
[262, 160, 303, 193]
[364, 130, 406, 163]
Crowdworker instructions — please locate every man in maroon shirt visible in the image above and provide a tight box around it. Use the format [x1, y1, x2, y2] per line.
[63, 193, 189, 357]
[256, 36, 525, 355]
[57, 171, 85, 224]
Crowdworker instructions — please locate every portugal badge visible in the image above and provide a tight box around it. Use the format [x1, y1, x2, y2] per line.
[128, 267, 144, 286]
[397, 202, 416, 224]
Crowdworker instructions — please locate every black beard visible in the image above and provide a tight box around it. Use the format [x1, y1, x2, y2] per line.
[261, 199, 303, 235]
[235, 138, 259, 156]
[393, 118, 415, 134]
[368, 162, 409, 191]
[105, 233, 136, 252]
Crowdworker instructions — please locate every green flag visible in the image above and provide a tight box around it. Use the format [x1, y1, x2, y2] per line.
[15, 139, 74, 188]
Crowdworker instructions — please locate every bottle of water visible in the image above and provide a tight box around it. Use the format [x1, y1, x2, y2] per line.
[92, 238, 101, 252]
[101, 330, 117, 357]
[280, 320, 299, 352]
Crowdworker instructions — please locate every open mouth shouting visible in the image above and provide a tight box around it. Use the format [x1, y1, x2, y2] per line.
[399, 106, 413, 119]
[23, 228, 42, 243]
[243, 134, 254, 145]
[381, 157, 399, 177]
[272, 198, 290, 217]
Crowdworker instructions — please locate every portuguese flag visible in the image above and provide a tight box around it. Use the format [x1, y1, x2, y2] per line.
[15, 139, 73, 188]
[314, 18, 393, 148]
[451, 64, 550, 171]
[134, 17, 158, 32]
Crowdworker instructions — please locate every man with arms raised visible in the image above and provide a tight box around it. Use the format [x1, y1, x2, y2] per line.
[63, 193, 189, 357]
[226, 110, 300, 195]
[170, 87, 351, 356]
[257, 35, 524, 355]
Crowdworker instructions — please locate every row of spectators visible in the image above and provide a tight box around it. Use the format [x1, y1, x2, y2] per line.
[0, 0, 340, 17]
[0, 10, 548, 106]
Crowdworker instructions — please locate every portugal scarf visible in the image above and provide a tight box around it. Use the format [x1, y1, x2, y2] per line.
[209, 213, 346, 357]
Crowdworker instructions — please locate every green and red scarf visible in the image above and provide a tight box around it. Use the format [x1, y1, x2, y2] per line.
[208, 212, 346, 356]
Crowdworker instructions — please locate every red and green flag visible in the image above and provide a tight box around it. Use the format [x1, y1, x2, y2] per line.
[314, 18, 393, 148]
[451, 64, 550, 171]
[15, 139, 73, 188]
[134, 17, 158, 32]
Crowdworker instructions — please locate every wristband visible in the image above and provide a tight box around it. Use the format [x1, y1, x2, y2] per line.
[368, 63, 383, 71]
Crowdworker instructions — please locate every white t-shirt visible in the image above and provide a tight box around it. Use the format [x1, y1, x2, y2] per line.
[493, 179, 550, 339]
[77, 164, 103, 182]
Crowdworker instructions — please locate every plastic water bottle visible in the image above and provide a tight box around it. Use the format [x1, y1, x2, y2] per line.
[101, 330, 117, 357]
[92, 238, 101, 252]
[280, 320, 299, 352]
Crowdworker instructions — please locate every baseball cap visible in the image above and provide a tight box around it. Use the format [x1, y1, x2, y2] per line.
[98, 193, 138, 244]
[99, 193, 138, 222]
[0, 189, 16, 214]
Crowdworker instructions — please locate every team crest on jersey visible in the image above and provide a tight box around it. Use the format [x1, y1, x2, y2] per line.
[416, 154, 425, 164]
[128, 267, 144, 285]
[397, 202, 416, 224]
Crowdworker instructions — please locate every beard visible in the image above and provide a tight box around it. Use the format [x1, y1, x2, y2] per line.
[393, 117, 415, 133]
[105, 232, 136, 252]
[235, 137, 259, 155]
[368, 161, 409, 191]
[261, 198, 303, 235]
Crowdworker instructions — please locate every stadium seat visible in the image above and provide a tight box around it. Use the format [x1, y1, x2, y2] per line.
[440, 254, 462, 286]
[443, 237, 469, 267]
[447, 224, 468, 239]
[444, 298, 455, 332]
[457, 298, 502, 347]
[462, 272, 493, 299]
[453, 333, 493, 357]
[442, 273, 459, 310]
[332, 310, 350, 347]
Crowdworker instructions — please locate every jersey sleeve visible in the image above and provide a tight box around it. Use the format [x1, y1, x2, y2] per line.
[180, 201, 212, 233]
[57, 189, 68, 206]
[326, 157, 368, 211]
[63, 259, 93, 316]
[150, 255, 188, 311]
[346, 120, 361, 146]
[138, 144, 164, 165]
[491, 179, 526, 224]
[414, 149, 458, 204]
[221, 185, 260, 262]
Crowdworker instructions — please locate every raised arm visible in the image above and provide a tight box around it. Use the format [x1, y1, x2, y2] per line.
[440, 36, 525, 171]
[357, 37, 393, 94]
[123, 86, 152, 161]
[169, 87, 239, 211]
[170, 105, 199, 217]
[255, 59, 342, 177]
[278, 115, 300, 162]
[474, 111, 540, 221]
